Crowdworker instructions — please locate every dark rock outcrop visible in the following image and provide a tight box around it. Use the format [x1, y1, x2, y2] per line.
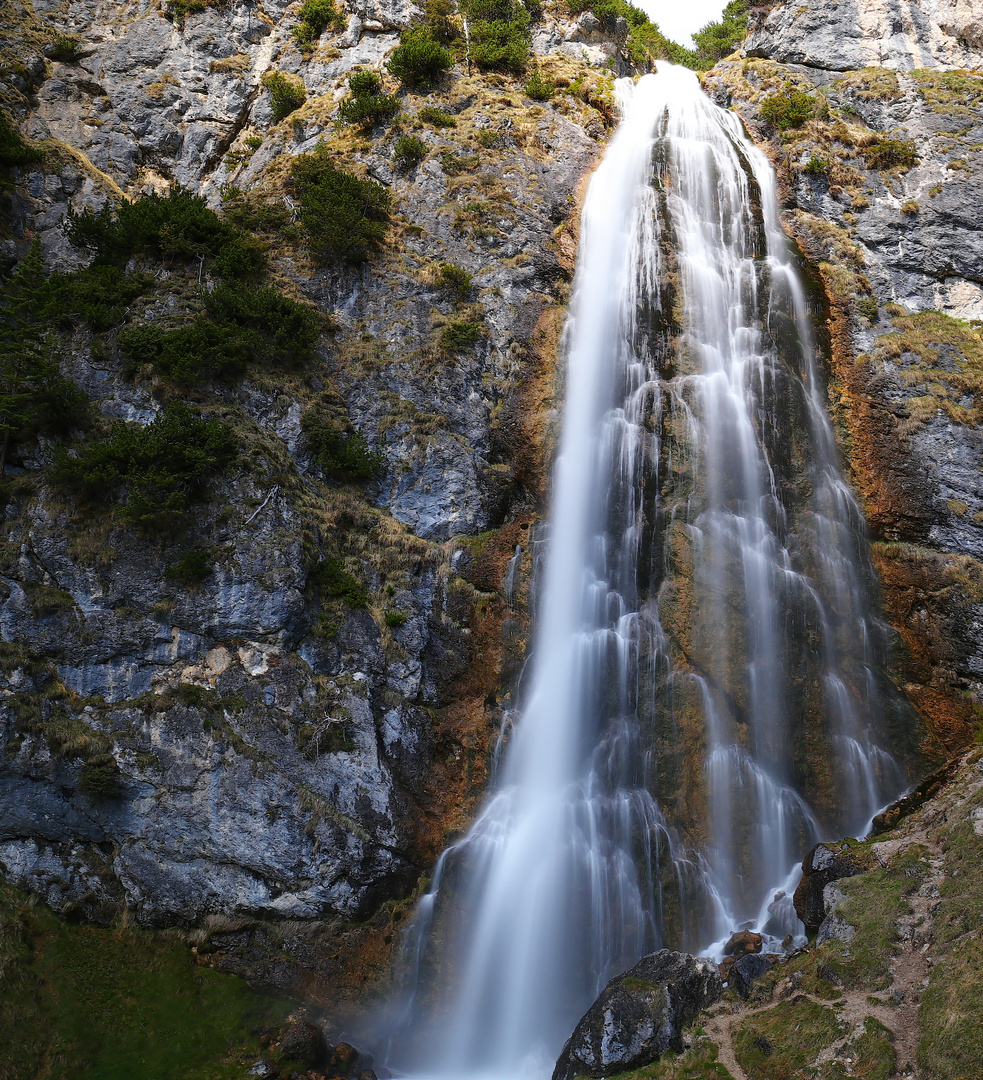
[794, 844, 876, 934]
[729, 953, 775, 1000]
[552, 950, 723, 1080]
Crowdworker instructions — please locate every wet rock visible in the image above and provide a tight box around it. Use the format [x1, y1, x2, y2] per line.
[729, 952, 775, 999]
[794, 844, 876, 934]
[277, 1021, 324, 1067]
[816, 911, 858, 946]
[723, 929, 762, 959]
[552, 950, 723, 1080]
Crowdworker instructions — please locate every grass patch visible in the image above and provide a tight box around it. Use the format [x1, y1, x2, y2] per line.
[734, 997, 843, 1079]
[417, 105, 457, 127]
[0, 880, 289, 1080]
[603, 1031, 735, 1078]
[862, 138, 917, 170]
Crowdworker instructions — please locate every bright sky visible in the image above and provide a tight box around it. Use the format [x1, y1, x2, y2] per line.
[638, 0, 730, 48]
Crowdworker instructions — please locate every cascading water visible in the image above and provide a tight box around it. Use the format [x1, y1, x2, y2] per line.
[379, 64, 912, 1079]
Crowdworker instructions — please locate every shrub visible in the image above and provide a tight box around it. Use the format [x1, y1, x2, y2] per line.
[63, 188, 265, 276]
[422, 0, 459, 45]
[45, 264, 153, 332]
[856, 296, 879, 321]
[166, 0, 207, 20]
[691, 0, 748, 67]
[524, 69, 555, 101]
[290, 147, 392, 264]
[262, 71, 307, 122]
[439, 317, 482, 352]
[393, 134, 428, 170]
[433, 261, 473, 300]
[339, 70, 401, 128]
[759, 88, 815, 130]
[47, 34, 84, 63]
[0, 243, 91, 475]
[384, 610, 408, 627]
[293, 0, 345, 48]
[462, 0, 530, 74]
[417, 105, 457, 127]
[301, 402, 383, 482]
[804, 155, 828, 175]
[309, 557, 370, 606]
[0, 110, 43, 180]
[165, 547, 216, 586]
[863, 138, 918, 170]
[386, 26, 453, 90]
[119, 283, 319, 386]
[439, 149, 480, 174]
[78, 756, 124, 799]
[52, 402, 236, 531]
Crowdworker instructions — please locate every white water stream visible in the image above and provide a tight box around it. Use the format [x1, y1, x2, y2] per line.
[378, 65, 907, 1080]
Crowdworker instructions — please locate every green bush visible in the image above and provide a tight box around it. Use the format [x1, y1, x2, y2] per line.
[301, 402, 383, 482]
[78, 756, 124, 799]
[0, 110, 43, 184]
[422, 0, 459, 44]
[166, 0, 207, 20]
[524, 69, 555, 100]
[856, 296, 879, 321]
[759, 88, 815, 130]
[384, 610, 408, 627]
[165, 547, 216, 586]
[309, 557, 370, 607]
[338, 70, 401, 128]
[262, 71, 307, 122]
[417, 105, 457, 127]
[0, 243, 91, 476]
[439, 318, 482, 353]
[119, 283, 319, 386]
[292, 0, 345, 48]
[47, 34, 84, 63]
[63, 188, 265, 277]
[462, 0, 530, 73]
[863, 138, 918, 170]
[393, 134, 428, 170]
[569, 0, 647, 28]
[45, 264, 153, 332]
[290, 147, 392, 264]
[386, 26, 453, 90]
[434, 261, 473, 300]
[804, 155, 828, 175]
[52, 402, 236, 531]
[691, 0, 748, 67]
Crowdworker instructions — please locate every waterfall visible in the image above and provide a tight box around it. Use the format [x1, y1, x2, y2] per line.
[380, 64, 909, 1079]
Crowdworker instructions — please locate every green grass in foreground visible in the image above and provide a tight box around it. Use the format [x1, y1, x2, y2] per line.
[0, 880, 290, 1080]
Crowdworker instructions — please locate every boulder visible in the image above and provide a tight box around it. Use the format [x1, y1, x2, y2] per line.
[729, 953, 775, 999]
[723, 930, 762, 959]
[278, 1020, 324, 1067]
[793, 843, 876, 934]
[552, 950, 723, 1080]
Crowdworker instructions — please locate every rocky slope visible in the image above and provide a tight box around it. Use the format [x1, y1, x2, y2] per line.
[0, 0, 638, 1006]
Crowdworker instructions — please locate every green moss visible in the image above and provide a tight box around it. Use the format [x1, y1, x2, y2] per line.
[734, 997, 843, 1079]
[0, 879, 288, 1080]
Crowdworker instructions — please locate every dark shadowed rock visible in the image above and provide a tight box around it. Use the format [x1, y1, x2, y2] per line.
[552, 950, 723, 1080]
[794, 844, 876, 934]
[729, 953, 775, 999]
[277, 1020, 324, 1066]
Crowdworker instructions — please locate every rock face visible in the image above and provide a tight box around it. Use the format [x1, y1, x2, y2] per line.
[794, 843, 876, 933]
[704, 0, 983, 761]
[745, 0, 983, 72]
[552, 950, 723, 1080]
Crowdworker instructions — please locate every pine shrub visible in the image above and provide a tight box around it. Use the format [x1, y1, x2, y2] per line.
[386, 26, 453, 89]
